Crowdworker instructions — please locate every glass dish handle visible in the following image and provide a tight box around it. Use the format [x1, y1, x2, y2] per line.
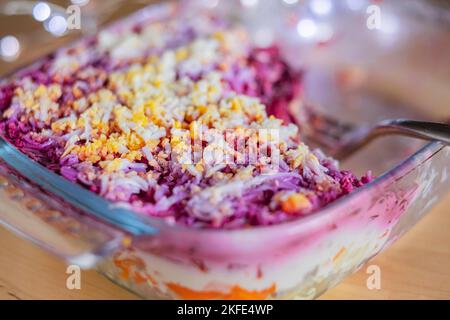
[0, 169, 128, 268]
[0, 136, 157, 268]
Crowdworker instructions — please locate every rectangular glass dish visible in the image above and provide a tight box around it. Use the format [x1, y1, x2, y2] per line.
[0, 0, 449, 299]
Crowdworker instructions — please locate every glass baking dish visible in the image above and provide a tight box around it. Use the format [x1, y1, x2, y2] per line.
[0, 0, 449, 299]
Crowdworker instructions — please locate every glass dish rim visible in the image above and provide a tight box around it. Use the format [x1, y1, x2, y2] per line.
[0, 1, 445, 238]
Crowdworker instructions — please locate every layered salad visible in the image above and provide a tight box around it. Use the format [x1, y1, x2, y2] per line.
[0, 14, 371, 229]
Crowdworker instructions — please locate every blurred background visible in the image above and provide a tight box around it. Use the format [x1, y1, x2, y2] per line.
[0, 0, 157, 74]
[0, 0, 449, 121]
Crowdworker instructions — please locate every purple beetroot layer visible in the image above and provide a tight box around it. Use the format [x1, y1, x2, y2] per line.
[0, 15, 371, 229]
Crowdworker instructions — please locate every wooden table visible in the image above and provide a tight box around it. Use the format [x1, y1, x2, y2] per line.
[1, 193, 449, 300]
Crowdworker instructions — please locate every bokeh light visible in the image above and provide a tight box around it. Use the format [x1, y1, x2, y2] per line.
[310, 0, 333, 16]
[282, 0, 299, 5]
[47, 15, 68, 36]
[0, 36, 20, 61]
[297, 19, 318, 39]
[345, 0, 367, 12]
[32, 2, 52, 22]
[240, 0, 258, 8]
[71, 0, 90, 5]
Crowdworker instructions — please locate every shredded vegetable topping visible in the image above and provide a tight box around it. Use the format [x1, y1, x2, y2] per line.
[0, 15, 371, 229]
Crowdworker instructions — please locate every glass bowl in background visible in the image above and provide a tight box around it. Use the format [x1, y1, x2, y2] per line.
[0, 0, 449, 299]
